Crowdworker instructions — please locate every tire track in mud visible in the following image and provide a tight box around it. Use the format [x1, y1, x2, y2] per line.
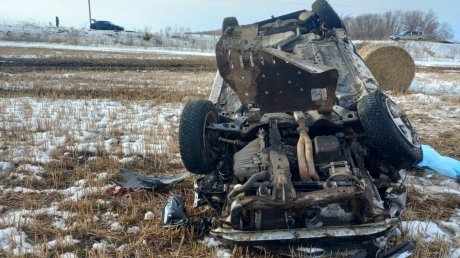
[0, 57, 216, 72]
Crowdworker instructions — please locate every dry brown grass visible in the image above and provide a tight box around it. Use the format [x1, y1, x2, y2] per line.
[1, 46, 459, 257]
[0, 46, 214, 61]
[403, 186, 460, 221]
[0, 46, 222, 257]
[378, 184, 460, 258]
[392, 92, 460, 159]
[0, 69, 213, 102]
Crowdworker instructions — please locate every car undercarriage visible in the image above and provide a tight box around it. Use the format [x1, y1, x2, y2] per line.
[179, 1, 422, 257]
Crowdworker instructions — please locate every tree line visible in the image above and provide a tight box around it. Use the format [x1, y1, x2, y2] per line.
[341, 10, 454, 41]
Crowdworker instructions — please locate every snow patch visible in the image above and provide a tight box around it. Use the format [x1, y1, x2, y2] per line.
[17, 164, 45, 174]
[110, 222, 123, 231]
[0, 40, 215, 56]
[0, 227, 33, 255]
[396, 251, 413, 258]
[217, 248, 232, 258]
[410, 79, 460, 96]
[92, 240, 113, 252]
[199, 236, 221, 247]
[402, 221, 451, 242]
[41, 235, 80, 250]
[0, 162, 13, 171]
[144, 211, 155, 220]
[127, 226, 140, 236]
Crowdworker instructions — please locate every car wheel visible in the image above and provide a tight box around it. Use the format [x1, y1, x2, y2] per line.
[357, 90, 422, 169]
[179, 100, 220, 174]
[222, 17, 239, 34]
[312, 0, 344, 29]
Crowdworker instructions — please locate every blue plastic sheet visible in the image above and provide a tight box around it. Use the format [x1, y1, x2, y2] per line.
[417, 145, 460, 179]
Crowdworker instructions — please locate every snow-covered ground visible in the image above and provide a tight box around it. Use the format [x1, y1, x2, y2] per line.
[0, 98, 182, 163]
[0, 41, 215, 57]
[0, 25, 218, 53]
[410, 70, 460, 96]
[2, 25, 459, 65]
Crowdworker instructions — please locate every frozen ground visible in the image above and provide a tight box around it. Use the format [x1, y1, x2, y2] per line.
[0, 41, 215, 57]
[410, 70, 460, 96]
[0, 97, 182, 162]
[1, 41, 460, 257]
[2, 25, 459, 66]
[0, 25, 219, 51]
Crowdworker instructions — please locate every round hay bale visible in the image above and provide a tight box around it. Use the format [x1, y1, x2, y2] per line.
[358, 45, 415, 92]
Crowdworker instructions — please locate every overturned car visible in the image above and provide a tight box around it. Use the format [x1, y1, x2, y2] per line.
[179, 0, 422, 256]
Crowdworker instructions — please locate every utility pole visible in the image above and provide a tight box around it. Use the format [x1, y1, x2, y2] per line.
[88, 0, 92, 24]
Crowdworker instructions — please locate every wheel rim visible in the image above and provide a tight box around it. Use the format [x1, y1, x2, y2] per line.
[385, 98, 420, 148]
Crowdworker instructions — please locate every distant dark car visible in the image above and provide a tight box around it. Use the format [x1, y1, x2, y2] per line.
[90, 20, 124, 31]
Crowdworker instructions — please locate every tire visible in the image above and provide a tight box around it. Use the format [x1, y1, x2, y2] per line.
[358, 90, 422, 169]
[222, 17, 239, 34]
[179, 100, 220, 174]
[312, 0, 343, 29]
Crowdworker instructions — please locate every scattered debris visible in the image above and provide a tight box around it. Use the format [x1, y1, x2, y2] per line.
[378, 241, 416, 258]
[193, 218, 213, 234]
[162, 194, 188, 227]
[111, 169, 192, 192]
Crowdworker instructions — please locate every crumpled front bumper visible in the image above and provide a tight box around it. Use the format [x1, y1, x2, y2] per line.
[212, 218, 398, 242]
[212, 219, 399, 256]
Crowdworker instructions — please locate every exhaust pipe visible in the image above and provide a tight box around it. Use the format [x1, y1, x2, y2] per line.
[294, 112, 319, 181]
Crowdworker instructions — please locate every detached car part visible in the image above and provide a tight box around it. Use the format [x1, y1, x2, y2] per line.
[162, 194, 188, 227]
[179, 0, 422, 256]
[111, 169, 191, 192]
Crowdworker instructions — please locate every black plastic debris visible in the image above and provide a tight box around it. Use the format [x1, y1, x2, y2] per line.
[162, 194, 188, 227]
[111, 169, 192, 192]
[379, 240, 416, 258]
[193, 218, 213, 234]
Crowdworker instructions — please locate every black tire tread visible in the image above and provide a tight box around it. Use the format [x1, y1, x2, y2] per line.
[312, 0, 343, 29]
[222, 17, 239, 34]
[179, 100, 218, 174]
[358, 91, 422, 169]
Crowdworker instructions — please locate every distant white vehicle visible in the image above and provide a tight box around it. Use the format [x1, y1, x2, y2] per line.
[390, 30, 425, 41]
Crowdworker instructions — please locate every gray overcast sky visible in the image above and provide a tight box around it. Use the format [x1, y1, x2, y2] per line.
[1, 0, 459, 40]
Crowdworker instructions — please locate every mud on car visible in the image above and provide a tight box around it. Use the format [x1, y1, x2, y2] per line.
[179, 0, 422, 256]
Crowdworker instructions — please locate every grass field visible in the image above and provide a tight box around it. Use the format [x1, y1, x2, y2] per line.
[0, 45, 459, 257]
